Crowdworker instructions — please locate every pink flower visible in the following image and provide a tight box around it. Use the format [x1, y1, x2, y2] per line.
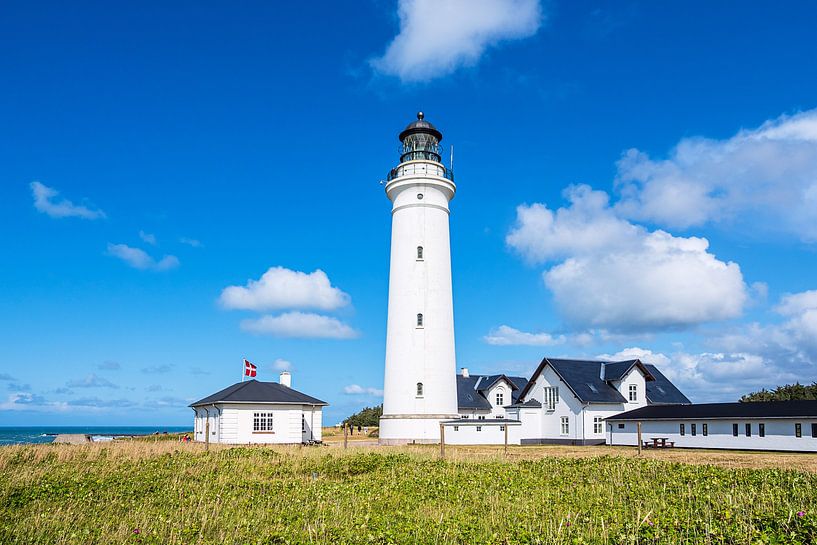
[565, 522, 571, 527]
[797, 511, 806, 518]
[133, 528, 141, 534]
[648, 521, 654, 526]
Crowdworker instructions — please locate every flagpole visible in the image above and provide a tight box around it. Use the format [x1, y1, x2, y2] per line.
[241, 357, 245, 383]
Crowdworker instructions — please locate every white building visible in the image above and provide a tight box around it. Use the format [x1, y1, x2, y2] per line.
[380, 113, 460, 444]
[456, 368, 527, 419]
[190, 372, 327, 444]
[607, 401, 817, 452]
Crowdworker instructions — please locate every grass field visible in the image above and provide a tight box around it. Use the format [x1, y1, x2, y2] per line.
[1, 441, 816, 544]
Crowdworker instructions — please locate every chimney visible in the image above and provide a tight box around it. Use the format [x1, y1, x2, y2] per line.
[279, 372, 291, 388]
[460, 367, 469, 378]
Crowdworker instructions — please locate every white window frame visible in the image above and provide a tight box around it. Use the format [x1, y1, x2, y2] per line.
[416, 313, 424, 327]
[416, 246, 424, 260]
[593, 416, 603, 434]
[560, 416, 569, 436]
[476, 426, 482, 432]
[253, 412, 274, 433]
[416, 382, 424, 397]
[495, 391, 504, 406]
[628, 384, 637, 402]
[543, 387, 559, 411]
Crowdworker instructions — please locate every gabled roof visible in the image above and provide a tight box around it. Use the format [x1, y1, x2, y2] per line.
[507, 398, 542, 408]
[644, 364, 691, 405]
[517, 357, 681, 405]
[607, 400, 817, 421]
[457, 374, 528, 410]
[190, 380, 327, 407]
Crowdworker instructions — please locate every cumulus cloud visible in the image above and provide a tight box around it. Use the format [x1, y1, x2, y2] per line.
[220, 267, 350, 312]
[615, 108, 817, 240]
[0, 392, 55, 411]
[371, 0, 543, 82]
[179, 237, 203, 248]
[139, 230, 157, 245]
[507, 185, 748, 332]
[484, 325, 565, 346]
[596, 347, 672, 367]
[272, 358, 292, 371]
[241, 312, 358, 339]
[30, 181, 106, 219]
[66, 374, 119, 389]
[343, 384, 384, 396]
[0, 373, 16, 381]
[107, 243, 180, 271]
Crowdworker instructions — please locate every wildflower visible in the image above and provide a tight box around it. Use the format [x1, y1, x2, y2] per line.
[648, 521, 654, 526]
[566, 522, 571, 527]
[797, 511, 805, 518]
[133, 528, 141, 535]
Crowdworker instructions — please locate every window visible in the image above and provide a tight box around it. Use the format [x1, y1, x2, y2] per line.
[691, 423, 697, 436]
[745, 423, 751, 437]
[593, 417, 603, 434]
[732, 423, 739, 437]
[416, 382, 423, 397]
[453, 426, 459, 432]
[496, 392, 504, 406]
[302, 414, 306, 433]
[680, 423, 685, 436]
[417, 246, 424, 260]
[560, 416, 569, 435]
[500, 425, 505, 431]
[618, 423, 625, 429]
[478, 415, 486, 420]
[416, 313, 423, 327]
[497, 415, 504, 419]
[253, 412, 273, 432]
[703, 423, 708, 436]
[628, 384, 637, 402]
[543, 387, 560, 411]
[461, 415, 469, 419]
[759, 423, 765, 437]
[812, 423, 817, 438]
[796, 423, 802, 438]
[476, 426, 482, 432]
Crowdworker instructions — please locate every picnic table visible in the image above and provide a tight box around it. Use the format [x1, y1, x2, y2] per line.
[643, 437, 675, 448]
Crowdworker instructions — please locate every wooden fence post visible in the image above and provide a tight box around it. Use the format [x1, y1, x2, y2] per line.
[439, 423, 445, 459]
[343, 424, 348, 450]
[204, 417, 210, 452]
[637, 421, 642, 455]
[504, 424, 508, 455]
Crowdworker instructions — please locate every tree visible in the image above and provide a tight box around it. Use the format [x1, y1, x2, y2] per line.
[342, 405, 382, 427]
[740, 382, 817, 402]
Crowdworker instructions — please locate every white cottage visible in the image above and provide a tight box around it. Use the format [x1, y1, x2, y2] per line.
[190, 373, 327, 444]
[607, 400, 817, 452]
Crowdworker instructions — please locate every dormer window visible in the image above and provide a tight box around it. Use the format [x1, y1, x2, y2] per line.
[495, 392, 504, 406]
[628, 384, 637, 402]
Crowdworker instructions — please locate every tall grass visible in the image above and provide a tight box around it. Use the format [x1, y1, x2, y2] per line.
[0, 442, 815, 544]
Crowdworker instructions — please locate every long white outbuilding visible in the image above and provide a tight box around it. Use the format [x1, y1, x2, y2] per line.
[606, 401, 817, 452]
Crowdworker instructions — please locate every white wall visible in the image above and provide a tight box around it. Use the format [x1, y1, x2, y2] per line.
[613, 367, 648, 409]
[609, 419, 817, 452]
[443, 423, 521, 445]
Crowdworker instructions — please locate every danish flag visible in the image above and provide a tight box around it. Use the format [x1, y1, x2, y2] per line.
[243, 359, 257, 377]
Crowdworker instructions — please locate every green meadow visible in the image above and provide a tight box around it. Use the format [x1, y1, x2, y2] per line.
[1, 442, 815, 544]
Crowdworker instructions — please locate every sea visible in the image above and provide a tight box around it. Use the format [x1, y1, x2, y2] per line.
[0, 426, 192, 445]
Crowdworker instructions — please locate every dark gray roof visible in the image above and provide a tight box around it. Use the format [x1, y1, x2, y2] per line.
[607, 400, 817, 421]
[190, 380, 327, 407]
[507, 399, 542, 408]
[644, 364, 691, 405]
[457, 374, 528, 410]
[399, 112, 442, 141]
[603, 360, 641, 381]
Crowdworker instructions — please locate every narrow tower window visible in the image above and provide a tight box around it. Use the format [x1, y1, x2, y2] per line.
[417, 246, 423, 260]
[416, 313, 423, 327]
[416, 382, 423, 397]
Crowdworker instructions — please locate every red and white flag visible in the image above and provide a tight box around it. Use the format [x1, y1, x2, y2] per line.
[244, 359, 257, 378]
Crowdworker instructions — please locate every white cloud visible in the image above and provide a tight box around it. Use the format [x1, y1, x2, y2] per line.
[219, 267, 350, 312]
[107, 243, 180, 271]
[139, 230, 157, 245]
[66, 374, 119, 389]
[371, 0, 543, 82]
[596, 346, 671, 367]
[615, 108, 817, 240]
[30, 181, 106, 219]
[241, 312, 358, 339]
[273, 358, 292, 371]
[343, 384, 384, 396]
[179, 237, 203, 248]
[506, 185, 748, 332]
[484, 325, 565, 346]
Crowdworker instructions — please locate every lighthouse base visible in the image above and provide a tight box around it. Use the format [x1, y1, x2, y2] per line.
[378, 414, 460, 445]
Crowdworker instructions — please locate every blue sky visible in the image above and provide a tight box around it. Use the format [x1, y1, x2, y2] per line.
[3, 1, 817, 426]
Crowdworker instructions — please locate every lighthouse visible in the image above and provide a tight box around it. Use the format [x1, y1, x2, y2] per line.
[379, 112, 459, 444]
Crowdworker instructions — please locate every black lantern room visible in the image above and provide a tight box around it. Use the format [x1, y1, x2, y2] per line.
[398, 112, 443, 164]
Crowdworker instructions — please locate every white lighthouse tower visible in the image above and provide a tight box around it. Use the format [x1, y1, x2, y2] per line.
[379, 112, 459, 444]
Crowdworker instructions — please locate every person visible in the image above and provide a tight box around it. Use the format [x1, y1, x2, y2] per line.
[357, 425, 362, 433]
